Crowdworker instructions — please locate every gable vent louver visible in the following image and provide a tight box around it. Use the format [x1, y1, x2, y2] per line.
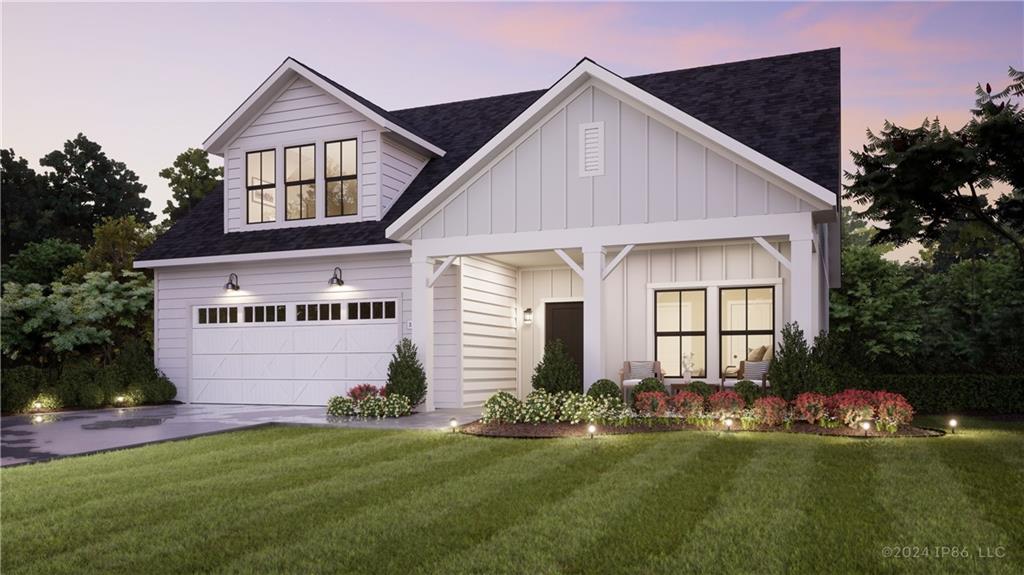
[579, 122, 605, 177]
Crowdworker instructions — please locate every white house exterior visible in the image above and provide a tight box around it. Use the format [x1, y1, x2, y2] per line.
[136, 50, 841, 410]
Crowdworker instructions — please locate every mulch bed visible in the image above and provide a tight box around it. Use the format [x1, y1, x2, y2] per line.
[460, 420, 943, 439]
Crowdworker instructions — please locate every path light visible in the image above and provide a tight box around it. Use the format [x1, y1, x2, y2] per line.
[328, 267, 345, 288]
[724, 418, 734, 431]
[860, 420, 871, 436]
[449, 417, 458, 432]
[949, 419, 958, 434]
[224, 273, 240, 292]
[587, 424, 597, 438]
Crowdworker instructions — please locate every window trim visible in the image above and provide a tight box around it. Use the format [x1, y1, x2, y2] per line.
[284, 144, 317, 221]
[718, 285, 775, 378]
[653, 288, 707, 378]
[245, 148, 276, 224]
[324, 139, 358, 218]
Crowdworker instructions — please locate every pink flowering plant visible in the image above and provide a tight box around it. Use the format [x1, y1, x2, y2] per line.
[348, 384, 382, 402]
[634, 391, 669, 417]
[708, 390, 745, 419]
[793, 392, 830, 425]
[831, 389, 876, 428]
[875, 391, 914, 432]
[670, 391, 705, 419]
[752, 396, 788, 427]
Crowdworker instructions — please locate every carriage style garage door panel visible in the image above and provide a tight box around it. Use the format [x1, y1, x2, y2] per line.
[190, 301, 400, 405]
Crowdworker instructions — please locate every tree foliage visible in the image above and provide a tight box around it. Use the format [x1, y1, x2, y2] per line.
[1, 239, 83, 287]
[63, 216, 155, 281]
[39, 133, 154, 246]
[531, 339, 581, 394]
[1, 149, 53, 261]
[844, 68, 1024, 270]
[159, 148, 223, 225]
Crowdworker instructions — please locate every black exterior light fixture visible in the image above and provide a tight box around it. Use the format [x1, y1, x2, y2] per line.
[328, 267, 345, 287]
[224, 273, 240, 291]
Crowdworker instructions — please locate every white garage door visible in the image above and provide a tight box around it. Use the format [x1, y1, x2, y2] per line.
[190, 300, 400, 405]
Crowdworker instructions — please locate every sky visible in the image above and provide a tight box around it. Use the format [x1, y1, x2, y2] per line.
[2, 1, 1022, 258]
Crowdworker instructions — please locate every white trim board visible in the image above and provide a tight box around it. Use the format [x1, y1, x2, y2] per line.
[135, 243, 410, 269]
[386, 58, 835, 240]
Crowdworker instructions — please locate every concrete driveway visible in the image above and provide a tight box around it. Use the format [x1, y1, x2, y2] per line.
[1, 403, 481, 467]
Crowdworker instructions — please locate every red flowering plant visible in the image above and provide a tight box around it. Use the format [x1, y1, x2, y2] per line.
[831, 389, 876, 428]
[752, 396, 788, 427]
[670, 391, 705, 418]
[708, 390, 745, 419]
[793, 392, 830, 425]
[348, 384, 382, 402]
[875, 391, 914, 433]
[634, 391, 669, 417]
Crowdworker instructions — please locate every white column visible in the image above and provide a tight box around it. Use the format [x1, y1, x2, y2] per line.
[789, 237, 814, 338]
[582, 244, 606, 390]
[411, 250, 436, 412]
[707, 287, 721, 385]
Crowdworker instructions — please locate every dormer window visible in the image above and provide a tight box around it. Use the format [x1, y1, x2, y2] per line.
[246, 149, 276, 224]
[285, 144, 316, 220]
[325, 139, 358, 217]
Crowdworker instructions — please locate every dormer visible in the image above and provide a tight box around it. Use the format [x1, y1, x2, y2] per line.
[203, 58, 443, 233]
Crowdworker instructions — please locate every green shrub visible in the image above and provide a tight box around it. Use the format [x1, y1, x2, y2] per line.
[139, 373, 177, 404]
[854, 374, 1024, 414]
[358, 395, 387, 418]
[633, 377, 665, 396]
[326, 396, 357, 417]
[95, 363, 127, 406]
[114, 340, 176, 404]
[522, 389, 559, 424]
[685, 380, 713, 398]
[768, 322, 837, 400]
[557, 392, 604, 424]
[384, 338, 427, 407]
[481, 391, 523, 424]
[1, 366, 47, 412]
[733, 380, 761, 406]
[382, 394, 412, 418]
[587, 379, 621, 399]
[531, 339, 581, 394]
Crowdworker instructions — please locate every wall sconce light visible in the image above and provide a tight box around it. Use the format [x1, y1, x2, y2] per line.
[224, 273, 240, 291]
[523, 308, 533, 325]
[328, 267, 345, 287]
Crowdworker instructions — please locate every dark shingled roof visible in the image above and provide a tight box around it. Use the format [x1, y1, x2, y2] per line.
[139, 48, 839, 262]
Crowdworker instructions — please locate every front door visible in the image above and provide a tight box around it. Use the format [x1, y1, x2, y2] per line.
[544, 301, 584, 388]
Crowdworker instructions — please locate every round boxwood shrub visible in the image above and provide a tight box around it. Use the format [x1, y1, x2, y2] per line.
[2, 366, 46, 413]
[481, 391, 523, 424]
[139, 372, 177, 404]
[633, 377, 666, 396]
[686, 380, 713, 398]
[95, 363, 128, 406]
[587, 379, 621, 399]
[733, 379, 761, 406]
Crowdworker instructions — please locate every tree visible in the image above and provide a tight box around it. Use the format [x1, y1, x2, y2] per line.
[531, 339, 581, 394]
[1, 149, 53, 261]
[159, 148, 223, 225]
[63, 216, 155, 281]
[844, 67, 1024, 270]
[40, 133, 154, 246]
[1, 239, 83, 287]
[384, 338, 427, 406]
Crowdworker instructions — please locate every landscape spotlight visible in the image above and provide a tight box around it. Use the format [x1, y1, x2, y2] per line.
[949, 419, 958, 434]
[724, 418, 734, 430]
[32, 401, 42, 410]
[587, 423, 597, 438]
[114, 396, 125, 404]
[449, 418, 458, 432]
[860, 420, 871, 436]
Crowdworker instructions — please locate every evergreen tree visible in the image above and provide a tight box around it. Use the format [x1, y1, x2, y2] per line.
[1, 149, 53, 261]
[531, 339, 581, 394]
[384, 338, 427, 406]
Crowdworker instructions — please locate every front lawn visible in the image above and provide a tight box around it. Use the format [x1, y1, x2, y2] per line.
[2, 416, 1021, 574]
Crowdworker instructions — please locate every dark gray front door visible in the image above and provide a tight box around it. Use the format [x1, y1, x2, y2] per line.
[544, 301, 584, 387]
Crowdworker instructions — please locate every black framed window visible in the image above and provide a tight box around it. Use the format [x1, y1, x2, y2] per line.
[654, 289, 706, 378]
[720, 286, 775, 377]
[285, 144, 316, 220]
[325, 139, 357, 217]
[246, 150, 276, 223]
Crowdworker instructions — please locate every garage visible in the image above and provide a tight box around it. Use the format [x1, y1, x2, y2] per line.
[189, 299, 400, 405]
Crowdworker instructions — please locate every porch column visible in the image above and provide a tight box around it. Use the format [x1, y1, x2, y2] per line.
[411, 251, 436, 412]
[582, 244, 606, 390]
[789, 237, 814, 339]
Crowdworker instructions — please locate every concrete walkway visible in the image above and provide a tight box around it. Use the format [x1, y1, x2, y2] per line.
[1, 403, 482, 467]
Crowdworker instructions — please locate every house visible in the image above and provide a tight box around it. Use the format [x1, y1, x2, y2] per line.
[135, 49, 841, 410]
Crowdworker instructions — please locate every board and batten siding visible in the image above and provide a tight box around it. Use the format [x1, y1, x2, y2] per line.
[518, 240, 792, 392]
[413, 85, 813, 240]
[223, 77, 389, 232]
[153, 251, 459, 406]
[459, 257, 518, 407]
[381, 134, 429, 216]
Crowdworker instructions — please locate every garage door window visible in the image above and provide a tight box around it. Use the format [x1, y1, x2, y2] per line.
[197, 306, 238, 325]
[244, 305, 287, 323]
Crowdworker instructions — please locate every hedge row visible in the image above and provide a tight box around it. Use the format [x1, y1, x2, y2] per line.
[1, 344, 176, 413]
[856, 374, 1024, 414]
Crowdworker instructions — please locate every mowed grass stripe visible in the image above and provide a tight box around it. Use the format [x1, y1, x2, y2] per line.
[1, 427, 408, 522]
[222, 436, 637, 573]
[3, 432, 508, 575]
[637, 434, 820, 575]
[872, 438, 1015, 575]
[423, 432, 729, 575]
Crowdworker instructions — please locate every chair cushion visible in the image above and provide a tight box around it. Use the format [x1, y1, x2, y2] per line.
[627, 361, 656, 380]
[762, 346, 774, 362]
[746, 345, 768, 362]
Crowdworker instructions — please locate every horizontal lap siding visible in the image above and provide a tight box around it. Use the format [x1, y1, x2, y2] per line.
[460, 257, 518, 407]
[415, 84, 812, 240]
[154, 252, 416, 403]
